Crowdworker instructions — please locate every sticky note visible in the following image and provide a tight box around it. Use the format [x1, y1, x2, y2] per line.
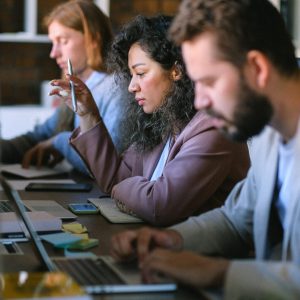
[41, 232, 82, 248]
[62, 223, 88, 234]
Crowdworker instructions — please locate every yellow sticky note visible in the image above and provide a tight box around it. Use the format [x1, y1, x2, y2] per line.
[62, 222, 88, 234]
[73, 233, 89, 240]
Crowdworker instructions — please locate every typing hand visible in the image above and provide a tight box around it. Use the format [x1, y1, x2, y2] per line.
[141, 249, 230, 292]
[110, 227, 183, 266]
[22, 138, 63, 169]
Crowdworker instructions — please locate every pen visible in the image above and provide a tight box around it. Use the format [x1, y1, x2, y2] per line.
[67, 58, 77, 112]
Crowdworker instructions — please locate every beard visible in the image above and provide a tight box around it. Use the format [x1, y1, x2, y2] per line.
[205, 76, 273, 142]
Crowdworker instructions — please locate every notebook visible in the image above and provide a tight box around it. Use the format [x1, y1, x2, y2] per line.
[0, 175, 177, 294]
[88, 197, 144, 223]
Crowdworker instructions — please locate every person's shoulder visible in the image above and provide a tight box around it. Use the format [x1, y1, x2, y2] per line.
[183, 112, 249, 150]
[93, 72, 124, 91]
[248, 126, 280, 161]
[89, 70, 109, 85]
[250, 126, 280, 148]
[186, 111, 217, 132]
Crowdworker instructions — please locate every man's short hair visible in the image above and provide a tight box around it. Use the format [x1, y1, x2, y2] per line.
[169, 0, 298, 76]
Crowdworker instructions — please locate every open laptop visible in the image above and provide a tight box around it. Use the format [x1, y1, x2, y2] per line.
[0, 199, 76, 220]
[0, 175, 177, 294]
[0, 200, 68, 242]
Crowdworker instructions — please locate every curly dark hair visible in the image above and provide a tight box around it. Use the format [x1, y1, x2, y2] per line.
[108, 15, 196, 152]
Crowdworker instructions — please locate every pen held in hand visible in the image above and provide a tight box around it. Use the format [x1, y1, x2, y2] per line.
[67, 58, 77, 112]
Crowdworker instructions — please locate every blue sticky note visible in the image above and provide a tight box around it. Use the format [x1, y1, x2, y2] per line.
[64, 248, 97, 259]
[41, 232, 82, 248]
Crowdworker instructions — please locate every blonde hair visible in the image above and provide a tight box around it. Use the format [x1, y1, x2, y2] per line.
[44, 0, 113, 72]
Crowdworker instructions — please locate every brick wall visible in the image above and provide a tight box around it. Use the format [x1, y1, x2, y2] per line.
[0, 43, 60, 105]
[110, 0, 181, 32]
[0, 0, 181, 106]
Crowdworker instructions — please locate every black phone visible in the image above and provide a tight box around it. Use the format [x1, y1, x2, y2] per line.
[25, 182, 93, 192]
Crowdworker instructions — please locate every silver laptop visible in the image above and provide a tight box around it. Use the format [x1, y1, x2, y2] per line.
[0, 199, 76, 220]
[0, 175, 177, 294]
[0, 200, 69, 242]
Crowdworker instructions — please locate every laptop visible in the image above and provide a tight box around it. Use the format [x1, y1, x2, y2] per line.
[0, 200, 66, 242]
[0, 175, 177, 294]
[0, 199, 76, 220]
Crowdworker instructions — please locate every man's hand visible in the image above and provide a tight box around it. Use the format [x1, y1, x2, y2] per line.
[22, 138, 63, 168]
[141, 249, 230, 292]
[110, 227, 183, 265]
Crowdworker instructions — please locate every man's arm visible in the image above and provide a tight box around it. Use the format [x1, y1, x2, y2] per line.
[225, 261, 300, 299]
[172, 179, 252, 257]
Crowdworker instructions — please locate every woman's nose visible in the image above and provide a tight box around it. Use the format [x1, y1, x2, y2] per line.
[128, 78, 139, 93]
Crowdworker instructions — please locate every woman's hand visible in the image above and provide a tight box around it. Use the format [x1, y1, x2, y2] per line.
[49, 75, 101, 132]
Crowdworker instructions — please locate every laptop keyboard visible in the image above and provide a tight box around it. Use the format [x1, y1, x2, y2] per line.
[53, 258, 125, 286]
[0, 201, 13, 212]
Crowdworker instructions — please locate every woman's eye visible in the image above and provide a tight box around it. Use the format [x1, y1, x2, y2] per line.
[137, 73, 145, 77]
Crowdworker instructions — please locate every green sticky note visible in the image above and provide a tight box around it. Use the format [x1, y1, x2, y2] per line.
[67, 238, 99, 250]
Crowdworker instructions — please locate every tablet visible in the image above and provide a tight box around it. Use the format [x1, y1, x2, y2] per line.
[25, 182, 93, 192]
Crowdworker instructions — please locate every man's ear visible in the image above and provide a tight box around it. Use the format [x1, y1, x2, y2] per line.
[246, 50, 270, 88]
[171, 62, 182, 81]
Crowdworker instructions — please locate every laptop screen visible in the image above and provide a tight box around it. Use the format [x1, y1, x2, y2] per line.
[0, 175, 56, 272]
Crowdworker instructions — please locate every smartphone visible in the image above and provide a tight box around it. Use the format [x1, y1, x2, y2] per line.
[25, 182, 92, 192]
[68, 203, 99, 214]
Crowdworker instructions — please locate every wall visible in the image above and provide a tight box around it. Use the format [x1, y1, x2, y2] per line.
[110, 0, 181, 32]
[0, 0, 65, 106]
[0, 0, 181, 107]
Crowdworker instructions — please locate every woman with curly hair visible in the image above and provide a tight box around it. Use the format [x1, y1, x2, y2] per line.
[50, 15, 250, 226]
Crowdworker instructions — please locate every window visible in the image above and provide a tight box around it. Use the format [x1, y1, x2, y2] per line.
[0, 0, 110, 43]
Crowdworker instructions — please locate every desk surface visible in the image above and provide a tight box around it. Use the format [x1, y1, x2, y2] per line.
[0, 172, 205, 300]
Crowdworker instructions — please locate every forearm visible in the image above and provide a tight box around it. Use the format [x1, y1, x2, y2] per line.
[225, 261, 300, 299]
[171, 208, 249, 258]
[79, 111, 101, 133]
[70, 122, 123, 192]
